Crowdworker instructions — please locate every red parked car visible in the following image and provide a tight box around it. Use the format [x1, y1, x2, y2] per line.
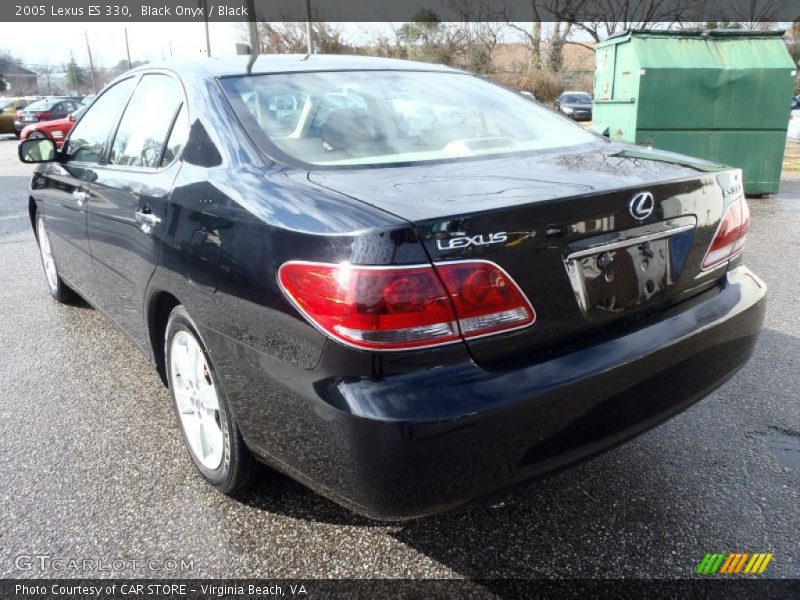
[20, 107, 85, 147]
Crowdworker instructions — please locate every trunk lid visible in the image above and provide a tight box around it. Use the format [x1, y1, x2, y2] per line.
[308, 143, 740, 361]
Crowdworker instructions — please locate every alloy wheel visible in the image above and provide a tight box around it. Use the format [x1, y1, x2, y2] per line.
[169, 331, 225, 470]
[37, 217, 58, 293]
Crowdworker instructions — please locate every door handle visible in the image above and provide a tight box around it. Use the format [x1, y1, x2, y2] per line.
[72, 189, 89, 206]
[135, 210, 161, 233]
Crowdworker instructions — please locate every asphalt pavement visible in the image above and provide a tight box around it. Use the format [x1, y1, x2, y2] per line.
[0, 135, 797, 581]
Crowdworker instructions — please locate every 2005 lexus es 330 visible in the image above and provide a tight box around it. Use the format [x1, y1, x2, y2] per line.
[19, 55, 765, 519]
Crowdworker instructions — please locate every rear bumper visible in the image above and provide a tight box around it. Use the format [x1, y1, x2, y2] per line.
[13, 120, 34, 134]
[220, 266, 766, 520]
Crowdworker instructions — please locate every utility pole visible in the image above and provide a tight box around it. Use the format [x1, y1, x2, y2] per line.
[305, 0, 314, 54]
[124, 27, 132, 69]
[84, 30, 98, 94]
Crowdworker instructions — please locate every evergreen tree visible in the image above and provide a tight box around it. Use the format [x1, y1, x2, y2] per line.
[64, 55, 87, 92]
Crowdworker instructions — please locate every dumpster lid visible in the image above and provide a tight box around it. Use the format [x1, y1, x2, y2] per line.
[604, 28, 787, 43]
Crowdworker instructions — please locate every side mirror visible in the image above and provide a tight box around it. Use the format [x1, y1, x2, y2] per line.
[18, 138, 57, 164]
[68, 113, 76, 122]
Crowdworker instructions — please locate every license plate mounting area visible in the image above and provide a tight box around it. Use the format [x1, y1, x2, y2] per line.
[563, 217, 696, 315]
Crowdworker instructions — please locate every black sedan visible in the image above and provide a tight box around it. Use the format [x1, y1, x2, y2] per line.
[555, 91, 594, 121]
[13, 97, 82, 137]
[18, 56, 765, 519]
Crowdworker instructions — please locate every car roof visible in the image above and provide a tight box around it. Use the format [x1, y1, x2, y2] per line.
[128, 54, 465, 79]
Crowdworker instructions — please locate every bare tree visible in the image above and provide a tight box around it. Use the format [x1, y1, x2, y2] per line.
[504, 20, 574, 71]
[546, 21, 574, 70]
[244, 22, 352, 55]
[785, 19, 800, 63]
[395, 11, 470, 67]
[727, 0, 791, 29]
[446, 0, 510, 57]
[0, 50, 22, 66]
[506, 15, 545, 68]
[33, 62, 54, 95]
[544, 0, 694, 47]
[530, 21, 543, 67]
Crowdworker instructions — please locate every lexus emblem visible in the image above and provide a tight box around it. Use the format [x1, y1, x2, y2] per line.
[629, 191, 655, 221]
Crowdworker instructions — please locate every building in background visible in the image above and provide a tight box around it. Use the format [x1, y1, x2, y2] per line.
[0, 59, 38, 95]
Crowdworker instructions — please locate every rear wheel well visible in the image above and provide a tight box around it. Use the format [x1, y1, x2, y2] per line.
[149, 292, 181, 387]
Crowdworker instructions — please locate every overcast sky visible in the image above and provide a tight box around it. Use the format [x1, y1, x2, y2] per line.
[0, 22, 396, 69]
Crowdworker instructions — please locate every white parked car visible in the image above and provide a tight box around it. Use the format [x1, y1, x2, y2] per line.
[788, 109, 800, 140]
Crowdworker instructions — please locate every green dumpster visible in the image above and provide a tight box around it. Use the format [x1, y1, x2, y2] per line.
[593, 29, 797, 195]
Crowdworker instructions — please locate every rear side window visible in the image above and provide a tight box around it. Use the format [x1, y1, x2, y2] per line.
[160, 105, 188, 167]
[109, 74, 183, 169]
[65, 78, 135, 164]
[25, 98, 59, 112]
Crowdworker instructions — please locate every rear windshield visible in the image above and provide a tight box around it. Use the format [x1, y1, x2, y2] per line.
[25, 98, 59, 111]
[221, 71, 597, 167]
[562, 93, 592, 103]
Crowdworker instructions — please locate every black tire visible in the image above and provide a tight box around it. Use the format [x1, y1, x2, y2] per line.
[35, 213, 73, 303]
[165, 305, 253, 494]
[13, 131, 20, 139]
[28, 131, 47, 140]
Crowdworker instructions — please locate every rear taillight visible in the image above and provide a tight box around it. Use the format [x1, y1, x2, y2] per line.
[702, 197, 750, 270]
[433, 261, 535, 339]
[14, 111, 20, 120]
[37, 112, 50, 121]
[278, 260, 535, 351]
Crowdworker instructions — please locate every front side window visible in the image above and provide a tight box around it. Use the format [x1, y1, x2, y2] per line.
[65, 78, 135, 164]
[221, 70, 598, 168]
[109, 74, 183, 168]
